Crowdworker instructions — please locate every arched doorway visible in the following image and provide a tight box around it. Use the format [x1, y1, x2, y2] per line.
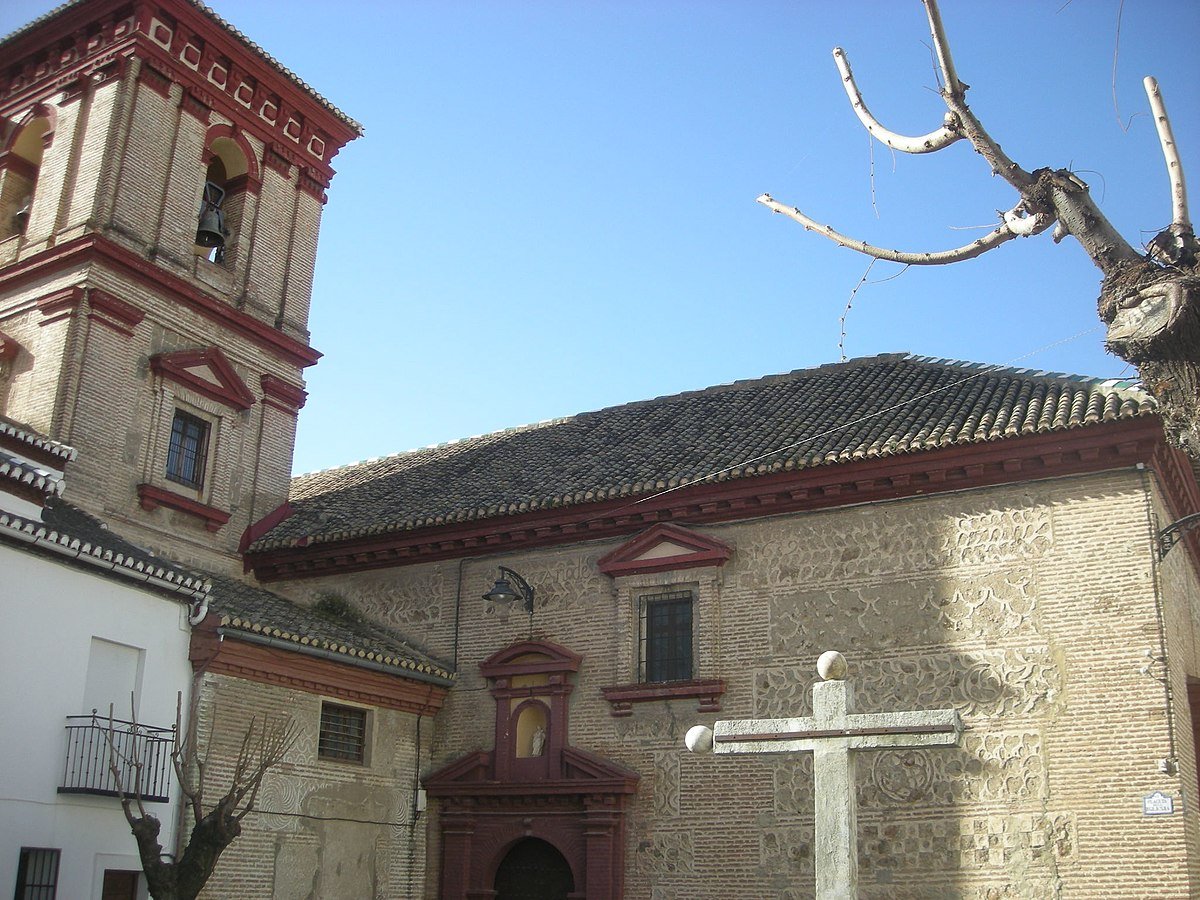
[493, 838, 575, 900]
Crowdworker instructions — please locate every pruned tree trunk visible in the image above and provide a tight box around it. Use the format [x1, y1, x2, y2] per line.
[106, 696, 296, 900]
[761, 1, 1200, 456]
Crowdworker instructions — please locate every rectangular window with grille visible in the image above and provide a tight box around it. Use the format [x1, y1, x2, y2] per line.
[14, 847, 60, 900]
[640, 590, 694, 683]
[165, 410, 210, 489]
[318, 703, 368, 763]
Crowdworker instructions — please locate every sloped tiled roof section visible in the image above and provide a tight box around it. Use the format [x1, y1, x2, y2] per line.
[206, 574, 453, 683]
[251, 353, 1154, 551]
[1, 497, 210, 598]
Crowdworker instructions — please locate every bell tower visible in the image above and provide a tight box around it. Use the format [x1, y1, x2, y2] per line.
[0, 0, 360, 571]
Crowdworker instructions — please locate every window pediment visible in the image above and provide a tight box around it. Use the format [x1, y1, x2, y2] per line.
[150, 346, 254, 410]
[597, 523, 732, 577]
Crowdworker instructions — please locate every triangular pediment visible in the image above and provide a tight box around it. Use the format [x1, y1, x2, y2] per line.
[597, 523, 732, 577]
[424, 747, 638, 797]
[150, 347, 255, 410]
[480, 639, 582, 678]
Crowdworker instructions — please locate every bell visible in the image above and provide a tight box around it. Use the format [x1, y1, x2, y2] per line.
[195, 206, 226, 248]
[196, 180, 228, 248]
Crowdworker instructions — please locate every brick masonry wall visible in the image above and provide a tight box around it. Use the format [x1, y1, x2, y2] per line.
[194, 671, 431, 900]
[0, 53, 325, 572]
[279, 468, 1200, 899]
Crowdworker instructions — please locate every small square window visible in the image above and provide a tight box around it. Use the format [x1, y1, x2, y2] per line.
[639, 590, 693, 683]
[14, 847, 60, 900]
[318, 703, 368, 763]
[166, 409, 210, 489]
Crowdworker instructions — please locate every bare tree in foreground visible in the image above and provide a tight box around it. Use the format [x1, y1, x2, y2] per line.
[759, 0, 1200, 456]
[107, 697, 296, 900]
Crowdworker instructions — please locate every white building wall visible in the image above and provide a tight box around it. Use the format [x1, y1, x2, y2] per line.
[0, 543, 194, 900]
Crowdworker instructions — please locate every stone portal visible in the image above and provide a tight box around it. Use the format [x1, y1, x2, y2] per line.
[425, 641, 639, 900]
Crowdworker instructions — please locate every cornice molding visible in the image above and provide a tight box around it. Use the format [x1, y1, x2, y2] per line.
[190, 620, 448, 716]
[600, 679, 726, 717]
[88, 287, 145, 336]
[247, 418, 1173, 581]
[597, 523, 732, 577]
[0, 0, 359, 179]
[151, 345, 255, 410]
[260, 373, 307, 414]
[137, 482, 230, 532]
[0, 234, 321, 368]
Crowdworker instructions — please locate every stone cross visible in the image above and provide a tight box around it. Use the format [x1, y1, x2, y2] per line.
[685, 651, 962, 900]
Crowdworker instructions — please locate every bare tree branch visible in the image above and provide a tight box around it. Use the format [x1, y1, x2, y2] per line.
[757, 194, 1052, 265]
[1143, 76, 1198, 265]
[833, 48, 961, 154]
[760, 0, 1200, 454]
[922, 0, 963, 95]
[102, 691, 295, 900]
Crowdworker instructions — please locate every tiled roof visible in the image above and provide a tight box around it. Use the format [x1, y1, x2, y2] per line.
[206, 573, 453, 683]
[0, 0, 362, 134]
[0, 497, 210, 598]
[0, 448, 65, 497]
[251, 353, 1154, 551]
[0, 414, 77, 461]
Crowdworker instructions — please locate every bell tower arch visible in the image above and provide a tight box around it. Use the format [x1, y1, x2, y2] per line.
[0, 0, 360, 571]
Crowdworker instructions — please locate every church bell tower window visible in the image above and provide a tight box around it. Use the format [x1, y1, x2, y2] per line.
[165, 410, 210, 489]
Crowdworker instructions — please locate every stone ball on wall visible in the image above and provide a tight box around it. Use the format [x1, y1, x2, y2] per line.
[684, 725, 714, 753]
[817, 650, 848, 681]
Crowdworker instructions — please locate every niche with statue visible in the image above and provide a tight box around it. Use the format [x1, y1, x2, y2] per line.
[479, 640, 581, 782]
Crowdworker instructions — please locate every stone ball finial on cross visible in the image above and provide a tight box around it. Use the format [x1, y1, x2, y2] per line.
[817, 650, 848, 681]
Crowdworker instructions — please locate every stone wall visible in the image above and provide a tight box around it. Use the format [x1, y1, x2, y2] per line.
[281, 468, 1200, 899]
[195, 673, 431, 900]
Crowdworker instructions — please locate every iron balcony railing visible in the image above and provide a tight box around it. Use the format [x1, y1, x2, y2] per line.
[58, 712, 174, 803]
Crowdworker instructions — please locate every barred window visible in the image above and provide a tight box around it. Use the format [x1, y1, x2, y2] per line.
[639, 590, 693, 683]
[14, 847, 60, 900]
[165, 410, 210, 489]
[318, 703, 367, 763]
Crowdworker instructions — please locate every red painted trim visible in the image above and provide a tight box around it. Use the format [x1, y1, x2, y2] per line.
[0, 234, 321, 368]
[480, 640, 582, 678]
[203, 122, 260, 183]
[297, 170, 327, 204]
[597, 522, 732, 577]
[2, 103, 57, 157]
[260, 374, 307, 412]
[189, 619, 447, 715]
[87, 288, 144, 337]
[601, 679, 726, 716]
[240, 501, 294, 555]
[137, 61, 171, 97]
[180, 90, 210, 122]
[263, 147, 292, 178]
[0, 5, 357, 181]
[0, 151, 38, 180]
[248, 418, 1172, 581]
[222, 172, 261, 198]
[151, 345, 255, 410]
[35, 287, 84, 325]
[137, 482, 230, 531]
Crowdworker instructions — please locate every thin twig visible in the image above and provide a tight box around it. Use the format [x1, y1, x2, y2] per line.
[839, 258, 876, 361]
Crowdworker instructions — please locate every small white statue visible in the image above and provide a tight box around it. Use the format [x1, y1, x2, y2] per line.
[530, 725, 546, 756]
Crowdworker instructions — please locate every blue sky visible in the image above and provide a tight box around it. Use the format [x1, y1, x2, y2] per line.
[5, 1, 1199, 474]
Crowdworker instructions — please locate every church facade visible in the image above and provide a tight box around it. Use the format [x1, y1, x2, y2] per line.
[3, 2, 1200, 899]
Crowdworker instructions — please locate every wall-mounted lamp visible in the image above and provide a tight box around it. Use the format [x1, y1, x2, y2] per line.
[483, 566, 535, 616]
